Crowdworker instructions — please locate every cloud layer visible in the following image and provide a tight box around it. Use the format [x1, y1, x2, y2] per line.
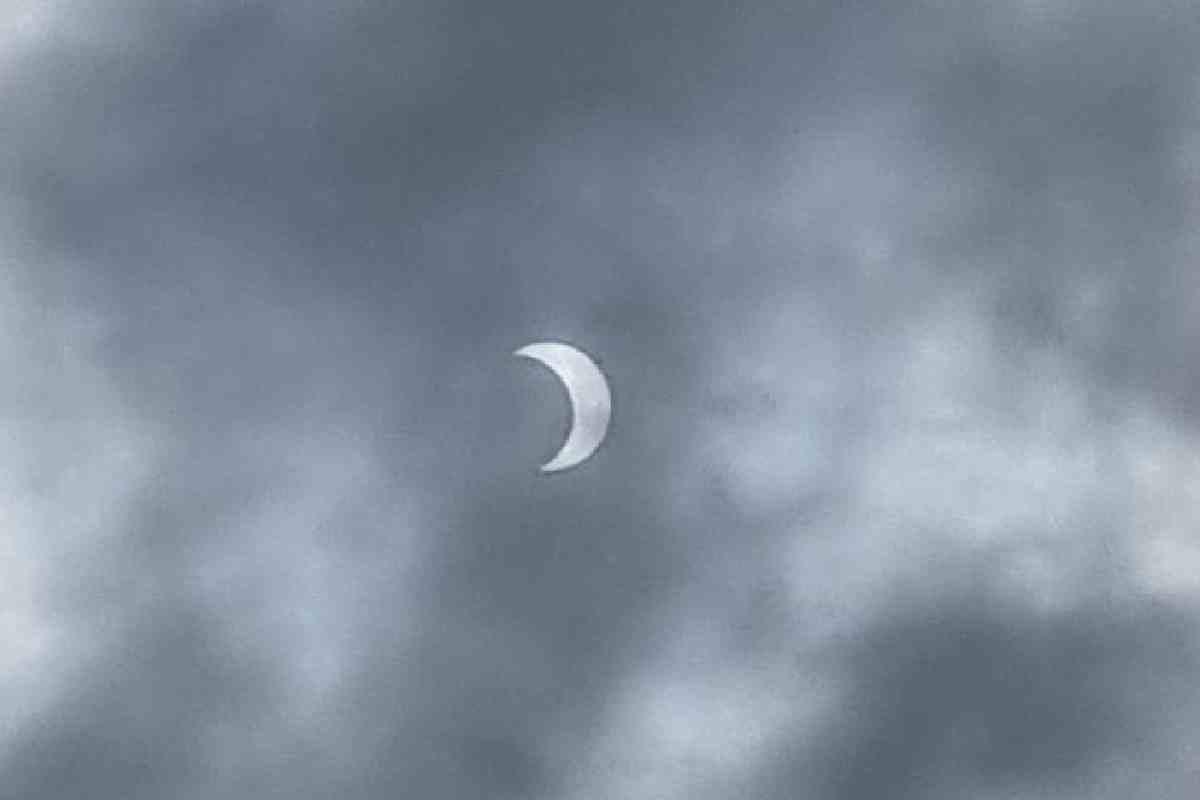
[1, 1, 1199, 797]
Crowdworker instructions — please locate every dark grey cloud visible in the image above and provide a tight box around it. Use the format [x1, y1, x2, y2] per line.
[1, 1, 1200, 798]
[758, 588, 1200, 800]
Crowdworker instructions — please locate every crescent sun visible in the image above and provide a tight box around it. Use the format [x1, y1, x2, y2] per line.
[514, 341, 612, 473]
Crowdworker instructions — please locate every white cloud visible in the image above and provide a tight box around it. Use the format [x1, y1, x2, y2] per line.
[0, 241, 161, 750]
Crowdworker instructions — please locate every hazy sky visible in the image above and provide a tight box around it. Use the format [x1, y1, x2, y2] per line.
[2, 2, 1200, 798]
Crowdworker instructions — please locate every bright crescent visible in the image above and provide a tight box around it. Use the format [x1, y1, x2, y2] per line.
[514, 342, 612, 472]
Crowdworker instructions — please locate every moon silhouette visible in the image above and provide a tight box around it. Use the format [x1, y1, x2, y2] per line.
[514, 341, 612, 472]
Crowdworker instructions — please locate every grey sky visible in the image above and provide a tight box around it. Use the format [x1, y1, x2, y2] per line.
[1, 1, 1199, 798]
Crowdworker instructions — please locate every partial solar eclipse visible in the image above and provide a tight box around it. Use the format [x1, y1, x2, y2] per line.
[514, 341, 612, 473]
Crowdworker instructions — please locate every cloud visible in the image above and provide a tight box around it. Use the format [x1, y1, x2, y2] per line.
[0, 229, 160, 766]
[2, 1, 1200, 798]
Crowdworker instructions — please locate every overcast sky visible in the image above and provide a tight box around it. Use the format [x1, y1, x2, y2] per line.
[2, 1, 1200, 798]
